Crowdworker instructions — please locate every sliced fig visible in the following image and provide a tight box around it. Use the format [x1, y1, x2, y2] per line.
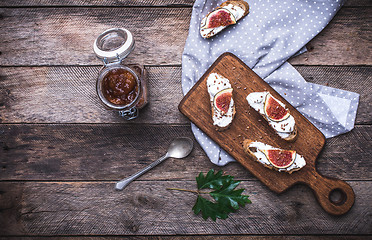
[213, 88, 233, 114]
[202, 9, 236, 29]
[261, 149, 296, 169]
[264, 94, 290, 122]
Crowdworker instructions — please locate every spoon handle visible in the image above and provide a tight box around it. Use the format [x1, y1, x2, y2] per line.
[115, 153, 169, 191]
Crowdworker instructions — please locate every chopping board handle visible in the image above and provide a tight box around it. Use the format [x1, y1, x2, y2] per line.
[306, 171, 355, 215]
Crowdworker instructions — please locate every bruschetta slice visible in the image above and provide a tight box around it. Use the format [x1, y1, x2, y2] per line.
[200, 0, 249, 38]
[207, 72, 236, 131]
[246, 92, 297, 141]
[243, 139, 306, 173]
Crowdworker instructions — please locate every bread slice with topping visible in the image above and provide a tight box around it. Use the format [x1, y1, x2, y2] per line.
[246, 92, 297, 142]
[200, 0, 249, 39]
[243, 139, 306, 174]
[207, 72, 236, 131]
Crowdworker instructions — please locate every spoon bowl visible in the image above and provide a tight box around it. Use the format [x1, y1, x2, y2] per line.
[167, 137, 194, 159]
[115, 137, 194, 190]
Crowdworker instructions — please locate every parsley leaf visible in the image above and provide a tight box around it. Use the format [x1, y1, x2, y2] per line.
[210, 182, 251, 211]
[196, 169, 233, 189]
[195, 169, 252, 221]
[192, 195, 228, 221]
[168, 169, 252, 221]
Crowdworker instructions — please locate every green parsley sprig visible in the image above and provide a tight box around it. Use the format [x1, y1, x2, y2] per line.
[168, 169, 251, 221]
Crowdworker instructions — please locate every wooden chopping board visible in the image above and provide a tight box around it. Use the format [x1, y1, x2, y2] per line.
[179, 52, 354, 215]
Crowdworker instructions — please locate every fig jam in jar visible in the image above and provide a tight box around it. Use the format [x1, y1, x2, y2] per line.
[94, 28, 148, 120]
[102, 68, 138, 106]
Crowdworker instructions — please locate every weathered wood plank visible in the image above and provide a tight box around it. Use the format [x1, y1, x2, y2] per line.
[0, 124, 370, 181]
[0, 237, 368, 240]
[0, 7, 370, 66]
[343, 0, 372, 6]
[0, 8, 190, 66]
[0, 65, 186, 124]
[0, 181, 370, 235]
[0, 0, 194, 7]
[0, 66, 370, 124]
[0, 0, 369, 7]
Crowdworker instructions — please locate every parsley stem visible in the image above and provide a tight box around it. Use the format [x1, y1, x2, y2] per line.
[166, 188, 209, 194]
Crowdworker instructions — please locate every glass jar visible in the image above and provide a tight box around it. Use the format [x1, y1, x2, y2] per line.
[93, 28, 148, 120]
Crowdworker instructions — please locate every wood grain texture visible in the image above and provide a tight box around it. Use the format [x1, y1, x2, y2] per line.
[0, 237, 369, 240]
[179, 53, 356, 215]
[0, 124, 371, 181]
[0, 0, 195, 7]
[0, 8, 191, 66]
[343, 0, 372, 6]
[0, 7, 370, 66]
[0, 66, 186, 124]
[0, 66, 370, 124]
[0, 181, 370, 236]
[0, 0, 369, 7]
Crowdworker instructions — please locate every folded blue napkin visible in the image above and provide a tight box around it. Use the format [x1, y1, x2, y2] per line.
[181, 0, 359, 166]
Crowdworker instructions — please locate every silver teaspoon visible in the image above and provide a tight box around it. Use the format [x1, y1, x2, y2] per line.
[115, 137, 194, 190]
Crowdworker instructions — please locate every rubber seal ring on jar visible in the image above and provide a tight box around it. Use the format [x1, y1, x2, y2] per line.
[93, 28, 135, 65]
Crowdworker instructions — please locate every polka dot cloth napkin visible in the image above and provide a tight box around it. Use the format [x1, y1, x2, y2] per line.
[181, 0, 360, 166]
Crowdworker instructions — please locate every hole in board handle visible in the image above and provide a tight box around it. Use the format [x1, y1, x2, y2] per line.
[329, 188, 347, 206]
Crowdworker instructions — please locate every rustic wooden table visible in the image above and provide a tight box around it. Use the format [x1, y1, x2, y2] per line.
[0, 0, 371, 239]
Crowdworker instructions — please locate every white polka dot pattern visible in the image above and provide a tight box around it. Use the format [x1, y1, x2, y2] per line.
[182, 0, 360, 166]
